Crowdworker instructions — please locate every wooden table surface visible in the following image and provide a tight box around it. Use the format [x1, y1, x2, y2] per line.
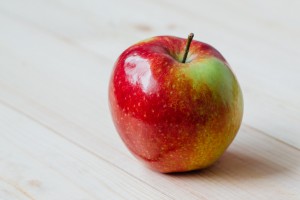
[0, 0, 299, 199]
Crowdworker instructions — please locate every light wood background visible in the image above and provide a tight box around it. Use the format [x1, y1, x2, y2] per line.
[0, 0, 299, 199]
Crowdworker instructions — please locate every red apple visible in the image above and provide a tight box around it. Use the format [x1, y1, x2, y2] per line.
[109, 33, 243, 173]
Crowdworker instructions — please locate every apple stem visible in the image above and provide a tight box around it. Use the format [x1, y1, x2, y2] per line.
[182, 33, 194, 63]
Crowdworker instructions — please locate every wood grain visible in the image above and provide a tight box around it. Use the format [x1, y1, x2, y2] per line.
[0, 0, 299, 199]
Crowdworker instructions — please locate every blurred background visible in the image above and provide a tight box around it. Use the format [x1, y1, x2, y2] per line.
[1, 0, 299, 148]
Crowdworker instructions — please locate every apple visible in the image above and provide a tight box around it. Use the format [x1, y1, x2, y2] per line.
[109, 33, 243, 173]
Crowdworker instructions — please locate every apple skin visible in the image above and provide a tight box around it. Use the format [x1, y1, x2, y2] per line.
[109, 35, 243, 173]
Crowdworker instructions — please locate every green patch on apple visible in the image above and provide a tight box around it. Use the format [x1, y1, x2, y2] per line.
[180, 57, 235, 105]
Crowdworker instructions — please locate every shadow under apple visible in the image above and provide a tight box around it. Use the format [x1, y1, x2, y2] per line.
[168, 149, 288, 181]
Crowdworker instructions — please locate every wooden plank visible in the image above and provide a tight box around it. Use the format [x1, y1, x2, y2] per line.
[0, 103, 173, 200]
